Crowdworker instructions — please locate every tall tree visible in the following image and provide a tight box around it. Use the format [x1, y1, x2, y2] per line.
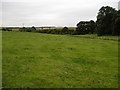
[112, 10, 120, 35]
[96, 6, 116, 36]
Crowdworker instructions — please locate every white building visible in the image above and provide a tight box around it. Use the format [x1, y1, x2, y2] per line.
[118, 1, 120, 10]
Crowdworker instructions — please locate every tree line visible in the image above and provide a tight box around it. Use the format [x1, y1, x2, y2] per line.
[96, 6, 120, 36]
[76, 6, 120, 36]
[3, 6, 120, 36]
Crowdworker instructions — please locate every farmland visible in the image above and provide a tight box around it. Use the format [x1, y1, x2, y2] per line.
[2, 31, 118, 88]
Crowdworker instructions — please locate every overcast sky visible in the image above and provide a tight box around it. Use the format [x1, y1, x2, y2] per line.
[1, 0, 119, 27]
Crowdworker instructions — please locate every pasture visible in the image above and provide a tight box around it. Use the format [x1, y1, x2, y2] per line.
[2, 31, 118, 88]
[36, 27, 76, 30]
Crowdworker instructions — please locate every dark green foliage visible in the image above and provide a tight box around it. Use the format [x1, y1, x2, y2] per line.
[112, 10, 120, 36]
[76, 21, 96, 35]
[96, 6, 119, 36]
[62, 27, 68, 31]
[61, 27, 69, 34]
[2, 28, 12, 31]
[113, 17, 120, 35]
[35, 27, 75, 35]
[19, 26, 36, 32]
[32, 26, 36, 31]
[18, 26, 76, 35]
[89, 20, 96, 34]
[2, 28, 7, 31]
[19, 27, 26, 32]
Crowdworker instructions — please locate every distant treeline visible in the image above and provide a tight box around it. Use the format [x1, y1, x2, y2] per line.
[2, 28, 12, 31]
[18, 26, 76, 35]
[2, 6, 120, 36]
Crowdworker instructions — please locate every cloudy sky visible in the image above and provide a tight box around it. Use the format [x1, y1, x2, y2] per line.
[1, 0, 119, 27]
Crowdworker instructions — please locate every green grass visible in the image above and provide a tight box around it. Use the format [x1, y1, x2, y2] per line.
[2, 31, 118, 88]
[12, 29, 19, 31]
[74, 34, 119, 41]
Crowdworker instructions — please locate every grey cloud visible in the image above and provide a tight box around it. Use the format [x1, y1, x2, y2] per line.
[2, 0, 119, 27]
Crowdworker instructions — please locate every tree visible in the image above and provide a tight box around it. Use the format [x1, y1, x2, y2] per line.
[31, 26, 36, 32]
[89, 20, 96, 34]
[113, 17, 120, 35]
[2, 28, 7, 31]
[76, 21, 87, 34]
[62, 27, 69, 34]
[112, 10, 120, 35]
[96, 6, 117, 36]
[76, 21, 95, 35]
[32, 26, 36, 30]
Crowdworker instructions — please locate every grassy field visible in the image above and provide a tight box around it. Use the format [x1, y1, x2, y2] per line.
[2, 31, 118, 88]
[74, 34, 120, 41]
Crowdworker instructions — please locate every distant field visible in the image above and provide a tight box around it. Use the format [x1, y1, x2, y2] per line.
[37, 27, 76, 30]
[11, 29, 19, 31]
[77, 34, 120, 38]
[2, 31, 118, 88]
[6, 27, 76, 31]
[73, 34, 120, 41]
